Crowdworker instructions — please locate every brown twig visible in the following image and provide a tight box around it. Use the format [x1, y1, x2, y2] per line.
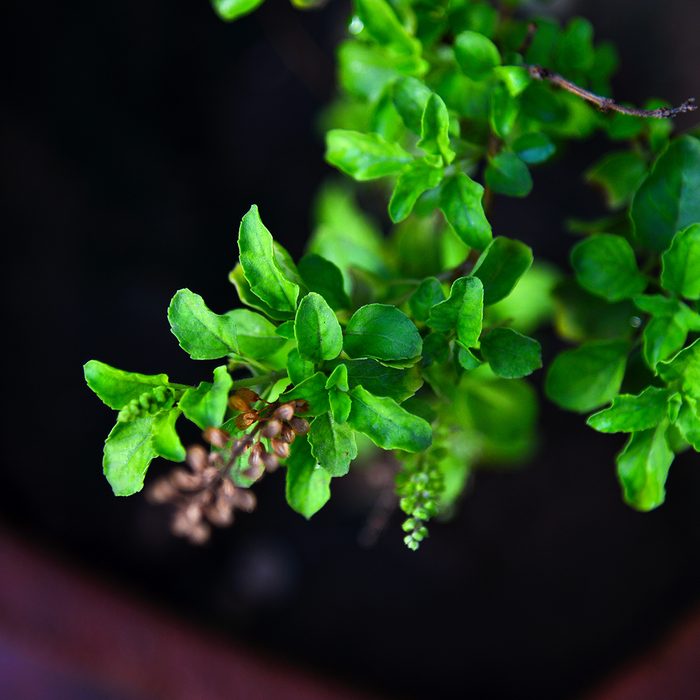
[528, 65, 697, 119]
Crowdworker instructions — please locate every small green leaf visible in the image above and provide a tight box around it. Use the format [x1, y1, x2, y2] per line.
[298, 254, 350, 310]
[657, 339, 700, 399]
[427, 276, 484, 348]
[471, 236, 533, 305]
[616, 424, 674, 511]
[454, 30, 501, 80]
[585, 151, 647, 209]
[457, 346, 482, 370]
[480, 328, 542, 378]
[280, 372, 330, 415]
[326, 130, 412, 181]
[103, 415, 157, 496]
[675, 396, 700, 450]
[344, 304, 422, 361]
[642, 316, 688, 370]
[84, 360, 173, 410]
[512, 132, 555, 164]
[275, 320, 296, 339]
[587, 387, 671, 433]
[151, 409, 186, 462]
[485, 152, 532, 198]
[631, 136, 700, 252]
[343, 359, 423, 402]
[287, 348, 314, 385]
[354, 0, 420, 56]
[661, 224, 700, 299]
[168, 289, 286, 360]
[238, 205, 300, 314]
[294, 292, 343, 364]
[210, 0, 264, 21]
[489, 84, 518, 139]
[179, 366, 233, 430]
[570, 234, 647, 302]
[439, 174, 492, 250]
[325, 364, 349, 391]
[329, 389, 352, 423]
[392, 77, 432, 134]
[409, 277, 446, 322]
[417, 93, 455, 164]
[229, 264, 291, 321]
[545, 340, 629, 412]
[388, 160, 444, 223]
[285, 436, 331, 519]
[309, 413, 358, 477]
[348, 386, 432, 452]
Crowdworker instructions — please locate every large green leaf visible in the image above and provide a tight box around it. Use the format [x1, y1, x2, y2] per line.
[570, 234, 646, 302]
[309, 413, 358, 477]
[285, 436, 331, 519]
[297, 254, 350, 310]
[439, 174, 492, 250]
[238, 206, 300, 314]
[348, 386, 431, 452]
[587, 387, 671, 433]
[631, 136, 700, 252]
[454, 30, 501, 80]
[616, 425, 674, 511]
[660, 224, 700, 299]
[151, 409, 186, 462]
[344, 304, 422, 361]
[179, 366, 233, 430]
[480, 328, 542, 378]
[392, 76, 432, 134]
[343, 359, 423, 402]
[84, 361, 173, 410]
[326, 130, 412, 181]
[471, 237, 533, 305]
[294, 292, 343, 363]
[103, 415, 157, 496]
[545, 340, 629, 412]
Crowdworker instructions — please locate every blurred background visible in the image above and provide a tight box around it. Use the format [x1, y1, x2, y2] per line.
[2, 0, 700, 698]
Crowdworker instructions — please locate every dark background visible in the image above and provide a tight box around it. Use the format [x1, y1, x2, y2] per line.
[3, 1, 700, 698]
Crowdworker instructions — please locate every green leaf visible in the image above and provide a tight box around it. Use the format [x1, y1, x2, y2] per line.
[480, 328, 542, 378]
[417, 94, 455, 163]
[409, 277, 446, 322]
[348, 386, 432, 452]
[287, 348, 314, 385]
[587, 387, 671, 433]
[103, 415, 157, 496]
[210, 0, 264, 21]
[489, 84, 518, 139]
[454, 30, 501, 80]
[471, 236, 533, 305]
[631, 136, 700, 252]
[329, 389, 352, 423]
[512, 132, 555, 164]
[392, 77, 432, 134]
[179, 366, 233, 430]
[168, 289, 286, 360]
[545, 340, 629, 412]
[485, 152, 532, 198]
[344, 304, 422, 361]
[642, 315, 689, 370]
[309, 413, 358, 477]
[388, 160, 444, 223]
[285, 436, 331, 519]
[343, 359, 423, 402]
[354, 0, 420, 56]
[555, 17, 594, 72]
[280, 372, 330, 415]
[325, 364, 349, 391]
[585, 151, 647, 209]
[570, 235, 646, 302]
[151, 409, 186, 462]
[238, 205, 300, 313]
[657, 338, 700, 399]
[427, 276, 484, 348]
[229, 264, 291, 321]
[326, 130, 412, 181]
[298, 254, 350, 310]
[616, 425, 674, 511]
[84, 360, 173, 410]
[439, 174, 492, 250]
[275, 320, 296, 339]
[675, 396, 700, 450]
[661, 224, 700, 299]
[294, 292, 343, 364]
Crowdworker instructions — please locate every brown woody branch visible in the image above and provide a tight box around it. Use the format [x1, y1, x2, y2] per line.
[527, 65, 697, 119]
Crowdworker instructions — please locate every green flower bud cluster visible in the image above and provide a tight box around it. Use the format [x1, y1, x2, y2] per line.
[117, 386, 177, 423]
[397, 461, 443, 551]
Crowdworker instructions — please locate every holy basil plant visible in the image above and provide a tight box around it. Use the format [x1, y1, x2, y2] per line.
[85, 0, 698, 549]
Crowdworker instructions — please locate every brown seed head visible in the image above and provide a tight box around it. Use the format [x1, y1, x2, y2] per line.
[271, 438, 290, 458]
[202, 427, 231, 449]
[146, 477, 178, 504]
[261, 451, 279, 472]
[171, 469, 203, 491]
[232, 489, 257, 512]
[248, 442, 263, 469]
[261, 418, 282, 438]
[229, 394, 250, 412]
[274, 403, 295, 422]
[235, 411, 258, 430]
[294, 400, 309, 413]
[280, 425, 296, 443]
[289, 417, 310, 435]
[187, 521, 211, 545]
[186, 445, 208, 473]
